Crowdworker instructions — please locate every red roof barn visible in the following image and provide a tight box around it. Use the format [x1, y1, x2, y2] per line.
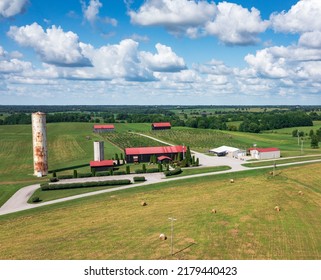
[125, 145, 186, 163]
[151, 122, 171, 130]
[90, 159, 114, 172]
[93, 124, 115, 133]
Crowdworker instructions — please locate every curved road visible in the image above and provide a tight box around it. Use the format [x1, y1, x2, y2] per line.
[1, 133, 321, 216]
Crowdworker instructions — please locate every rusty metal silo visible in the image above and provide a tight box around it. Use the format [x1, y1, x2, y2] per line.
[32, 112, 48, 176]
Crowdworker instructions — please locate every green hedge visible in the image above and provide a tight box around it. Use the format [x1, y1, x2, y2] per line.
[164, 168, 182, 177]
[77, 172, 92, 178]
[146, 168, 159, 173]
[95, 171, 111, 177]
[133, 176, 146, 182]
[49, 177, 59, 182]
[57, 175, 73, 180]
[135, 169, 145, 174]
[41, 179, 131, 191]
[113, 171, 126, 175]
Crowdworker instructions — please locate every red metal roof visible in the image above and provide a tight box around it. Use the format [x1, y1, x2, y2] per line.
[90, 160, 114, 167]
[125, 145, 186, 155]
[94, 124, 115, 129]
[152, 122, 171, 128]
[249, 147, 280, 153]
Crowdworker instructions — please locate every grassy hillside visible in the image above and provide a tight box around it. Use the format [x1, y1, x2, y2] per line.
[0, 163, 320, 259]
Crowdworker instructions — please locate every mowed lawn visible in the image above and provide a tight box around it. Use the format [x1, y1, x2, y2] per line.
[0, 163, 320, 260]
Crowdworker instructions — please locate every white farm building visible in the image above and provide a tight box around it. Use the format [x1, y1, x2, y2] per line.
[249, 147, 280, 160]
[209, 146, 246, 158]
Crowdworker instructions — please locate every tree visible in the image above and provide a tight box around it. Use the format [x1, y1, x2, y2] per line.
[292, 129, 298, 137]
[311, 135, 319, 148]
[126, 165, 130, 174]
[309, 129, 314, 138]
[316, 128, 321, 141]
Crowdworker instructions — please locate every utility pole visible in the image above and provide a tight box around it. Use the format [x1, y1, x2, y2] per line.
[168, 217, 177, 256]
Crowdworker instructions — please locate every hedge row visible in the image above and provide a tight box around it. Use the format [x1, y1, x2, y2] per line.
[164, 168, 182, 177]
[77, 172, 93, 178]
[95, 171, 111, 177]
[57, 175, 73, 180]
[135, 168, 160, 174]
[133, 176, 146, 182]
[41, 179, 131, 191]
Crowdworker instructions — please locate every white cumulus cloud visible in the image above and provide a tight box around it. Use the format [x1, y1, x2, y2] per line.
[81, 0, 102, 24]
[129, 0, 217, 37]
[271, 0, 321, 33]
[205, 2, 269, 45]
[0, 0, 28, 18]
[7, 23, 92, 67]
[299, 31, 321, 48]
[140, 43, 186, 72]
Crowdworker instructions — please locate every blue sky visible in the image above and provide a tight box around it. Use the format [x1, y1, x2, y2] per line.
[0, 0, 320, 105]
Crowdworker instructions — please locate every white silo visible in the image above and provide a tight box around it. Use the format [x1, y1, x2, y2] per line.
[32, 112, 48, 176]
[94, 141, 104, 161]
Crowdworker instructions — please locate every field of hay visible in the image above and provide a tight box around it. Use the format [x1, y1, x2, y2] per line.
[0, 163, 320, 260]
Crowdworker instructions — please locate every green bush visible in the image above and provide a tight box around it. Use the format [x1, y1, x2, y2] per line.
[126, 165, 130, 174]
[95, 171, 111, 177]
[57, 175, 73, 180]
[133, 176, 146, 182]
[32, 197, 41, 203]
[41, 179, 131, 191]
[73, 170, 77, 178]
[49, 177, 59, 182]
[135, 169, 144, 174]
[164, 168, 182, 177]
[113, 171, 126, 175]
[77, 172, 92, 178]
[146, 168, 160, 173]
[52, 171, 57, 178]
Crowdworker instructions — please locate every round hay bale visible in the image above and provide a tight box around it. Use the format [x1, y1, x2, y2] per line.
[159, 233, 167, 241]
[211, 209, 217, 214]
[298, 191, 304, 196]
[274, 206, 281, 212]
[141, 201, 147, 206]
[230, 179, 234, 183]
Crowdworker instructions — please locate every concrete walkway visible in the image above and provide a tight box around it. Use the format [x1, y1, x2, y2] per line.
[1, 132, 321, 217]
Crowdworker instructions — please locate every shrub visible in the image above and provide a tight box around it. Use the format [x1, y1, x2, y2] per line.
[49, 177, 59, 182]
[41, 179, 131, 191]
[142, 164, 146, 173]
[135, 169, 144, 174]
[126, 165, 130, 174]
[113, 171, 126, 175]
[73, 170, 77, 178]
[32, 197, 41, 203]
[77, 172, 92, 178]
[57, 175, 73, 180]
[158, 163, 163, 172]
[52, 171, 57, 178]
[164, 168, 182, 177]
[146, 168, 160, 173]
[95, 171, 111, 177]
[133, 176, 146, 182]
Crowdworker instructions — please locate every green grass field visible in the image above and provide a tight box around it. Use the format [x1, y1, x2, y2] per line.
[0, 163, 320, 259]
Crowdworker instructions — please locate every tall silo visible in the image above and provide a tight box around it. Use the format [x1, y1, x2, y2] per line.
[94, 141, 104, 161]
[32, 112, 48, 176]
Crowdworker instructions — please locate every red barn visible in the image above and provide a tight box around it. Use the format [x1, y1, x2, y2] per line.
[90, 160, 114, 172]
[151, 122, 171, 130]
[125, 145, 186, 163]
[93, 124, 115, 133]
